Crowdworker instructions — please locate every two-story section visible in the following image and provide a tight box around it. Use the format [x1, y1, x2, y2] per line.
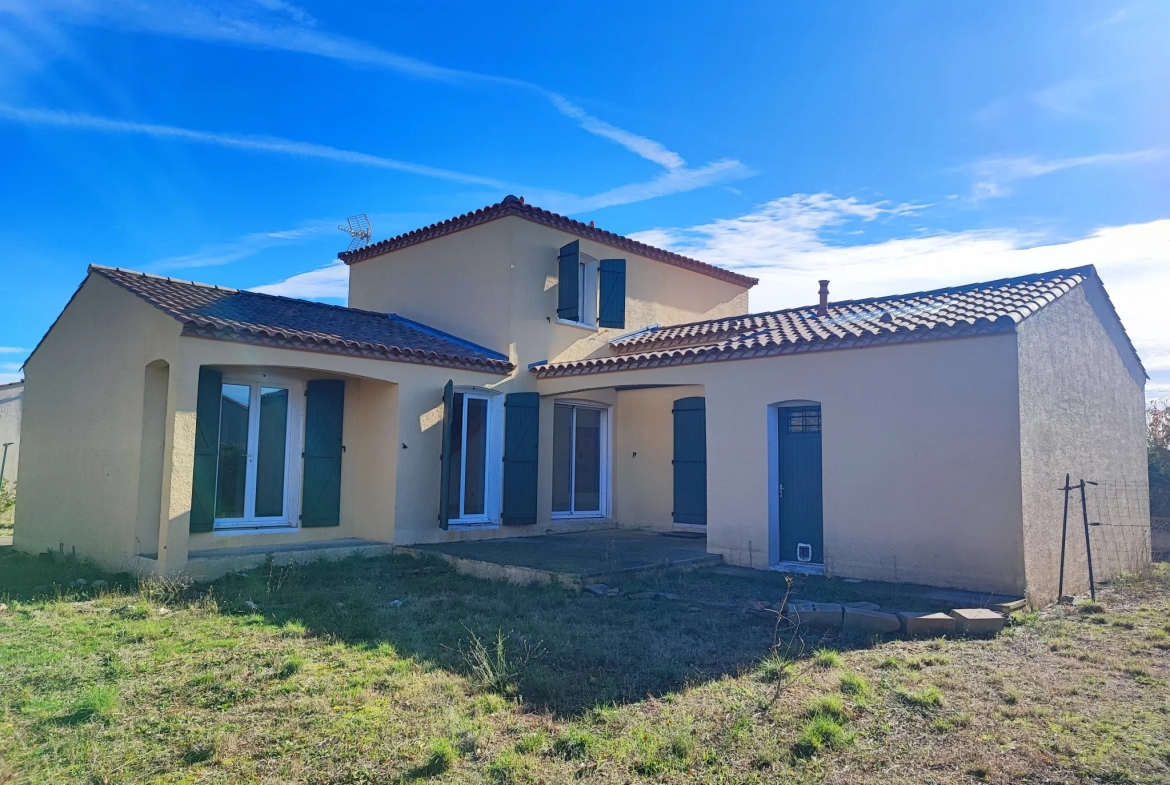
[342, 195, 755, 373]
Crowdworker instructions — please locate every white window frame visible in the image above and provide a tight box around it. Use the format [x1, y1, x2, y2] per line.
[213, 372, 304, 531]
[557, 252, 599, 330]
[447, 388, 504, 528]
[551, 400, 611, 520]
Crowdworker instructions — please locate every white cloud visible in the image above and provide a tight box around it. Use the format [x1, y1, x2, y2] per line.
[3, 0, 744, 187]
[0, 104, 515, 188]
[0, 104, 748, 212]
[632, 195, 1170, 399]
[965, 149, 1166, 200]
[1032, 79, 1101, 116]
[250, 259, 347, 300]
[0, 361, 24, 385]
[0, 346, 26, 354]
[150, 221, 337, 270]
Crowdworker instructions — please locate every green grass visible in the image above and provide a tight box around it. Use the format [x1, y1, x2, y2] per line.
[812, 647, 843, 668]
[2, 548, 1169, 783]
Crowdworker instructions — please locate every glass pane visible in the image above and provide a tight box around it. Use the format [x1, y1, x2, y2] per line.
[215, 383, 251, 519]
[254, 387, 288, 518]
[574, 407, 602, 512]
[552, 405, 573, 512]
[446, 393, 464, 521]
[463, 397, 488, 516]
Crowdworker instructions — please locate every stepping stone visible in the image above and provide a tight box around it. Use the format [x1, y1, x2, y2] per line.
[843, 601, 882, 611]
[786, 602, 843, 628]
[627, 591, 656, 600]
[843, 606, 901, 633]
[897, 611, 957, 637]
[991, 598, 1027, 614]
[583, 583, 609, 596]
[949, 608, 1006, 635]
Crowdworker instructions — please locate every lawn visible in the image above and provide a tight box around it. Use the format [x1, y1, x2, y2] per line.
[1, 548, 1168, 784]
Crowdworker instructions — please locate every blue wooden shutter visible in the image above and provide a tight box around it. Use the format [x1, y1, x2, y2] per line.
[557, 240, 580, 322]
[438, 380, 454, 530]
[672, 396, 707, 525]
[301, 379, 345, 528]
[598, 259, 626, 328]
[502, 392, 540, 525]
[189, 367, 222, 532]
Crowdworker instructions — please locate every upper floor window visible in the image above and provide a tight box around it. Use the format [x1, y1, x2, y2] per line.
[557, 240, 626, 329]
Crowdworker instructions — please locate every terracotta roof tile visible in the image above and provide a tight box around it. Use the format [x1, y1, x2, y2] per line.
[91, 266, 512, 374]
[337, 195, 759, 289]
[532, 266, 1117, 378]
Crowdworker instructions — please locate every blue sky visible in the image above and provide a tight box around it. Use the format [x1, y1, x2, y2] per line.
[1, 1, 1168, 395]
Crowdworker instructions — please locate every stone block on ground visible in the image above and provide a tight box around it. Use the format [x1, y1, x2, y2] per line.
[627, 591, 656, 600]
[949, 608, 1006, 635]
[897, 611, 957, 636]
[786, 602, 843, 628]
[583, 583, 609, 596]
[843, 601, 882, 611]
[843, 606, 901, 633]
[991, 598, 1027, 614]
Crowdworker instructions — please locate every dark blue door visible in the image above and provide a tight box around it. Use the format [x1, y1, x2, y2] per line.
[777, 406, 823, 564]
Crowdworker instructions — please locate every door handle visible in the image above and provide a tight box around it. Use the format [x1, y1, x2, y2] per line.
[778, 484, 784, 498]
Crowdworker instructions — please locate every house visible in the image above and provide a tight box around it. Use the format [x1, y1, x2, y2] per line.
[0, 380, 21, 530]
[13, 196, 1150, 603]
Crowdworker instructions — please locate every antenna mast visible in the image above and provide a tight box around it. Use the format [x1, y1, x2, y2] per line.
[339, 214, 372, 251]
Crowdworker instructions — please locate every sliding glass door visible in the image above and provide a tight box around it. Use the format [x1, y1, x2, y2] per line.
[215, 377, 299, 528]
[552, 402, 609, 518]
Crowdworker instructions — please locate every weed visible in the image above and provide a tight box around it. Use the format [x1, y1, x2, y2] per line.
[487, 750, 531, 784]
[931, 712, 973, 733]
[812, 648, 842, 669]
[804, 694, 847, 722]
[514, 730, 547, 755]
[838, 671, 871, 697]
[878, 654, 902, 670]
[966, 763, 992, 779]
[896, 685, 944, 711]
[138, 574, 193, 606]
[551, 728, 596, 760]
[472, 693, 510, 715]
[180, 744, 215, 765]
[1077, 600, 1105, 615]
[275, 654, 304, 679]
[792, 713, 851, 758]
[412, 738, 457, 778]
[1002, 689, 1021, 705]
[459, 629, 542, 697]
[757, 653, 793, 683]
[58, 685, 117, 724]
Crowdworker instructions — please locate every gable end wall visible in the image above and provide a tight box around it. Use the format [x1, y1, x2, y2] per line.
[1016, 280, 1150, 605]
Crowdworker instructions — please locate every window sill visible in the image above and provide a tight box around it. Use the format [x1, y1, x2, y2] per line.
[212, 523, 297, 537]
[551, 515, 612, 524]
[556, 318, 598, 332]
[446, 520, 500, 531]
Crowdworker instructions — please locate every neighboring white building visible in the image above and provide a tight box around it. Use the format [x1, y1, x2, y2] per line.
[0, 380, 22, 528]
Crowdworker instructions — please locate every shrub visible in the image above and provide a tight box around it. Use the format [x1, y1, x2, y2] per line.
[0, 478, 15, 514]
[276, 655, 304, 679]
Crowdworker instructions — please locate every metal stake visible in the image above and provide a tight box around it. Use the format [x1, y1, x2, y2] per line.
[1057, 473, 1071, 601]
[1079, 479, 1097, 601]
[0, 442, 11, 489]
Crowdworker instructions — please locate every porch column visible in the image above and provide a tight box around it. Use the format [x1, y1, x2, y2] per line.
[155, 361, 200, 574]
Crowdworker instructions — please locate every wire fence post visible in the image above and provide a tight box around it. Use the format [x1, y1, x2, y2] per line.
[1079, 479, 1097, 601]
[1057, 473, 1071, 601]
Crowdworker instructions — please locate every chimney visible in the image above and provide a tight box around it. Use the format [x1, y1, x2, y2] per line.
[817, 280, 830, 316]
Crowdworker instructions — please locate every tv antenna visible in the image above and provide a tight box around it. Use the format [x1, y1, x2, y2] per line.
[339, 214, 372, 251]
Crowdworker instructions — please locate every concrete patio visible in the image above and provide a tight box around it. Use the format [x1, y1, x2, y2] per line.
[396, 528, 721, 588]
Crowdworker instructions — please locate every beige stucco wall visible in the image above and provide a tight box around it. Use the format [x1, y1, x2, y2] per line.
[347, 214, 751, 374]
[612, 385, 705, 531]
[1016, 281, 1150, 604]
[537, 334, 1028, 594]
[16, 276, 186, 569]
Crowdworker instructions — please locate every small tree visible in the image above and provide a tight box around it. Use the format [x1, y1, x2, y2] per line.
[1150, 399, 1170, 518]
[0, 478, 14, 515]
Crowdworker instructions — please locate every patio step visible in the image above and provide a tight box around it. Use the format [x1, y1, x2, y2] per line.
[185, 538, 393, 580]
